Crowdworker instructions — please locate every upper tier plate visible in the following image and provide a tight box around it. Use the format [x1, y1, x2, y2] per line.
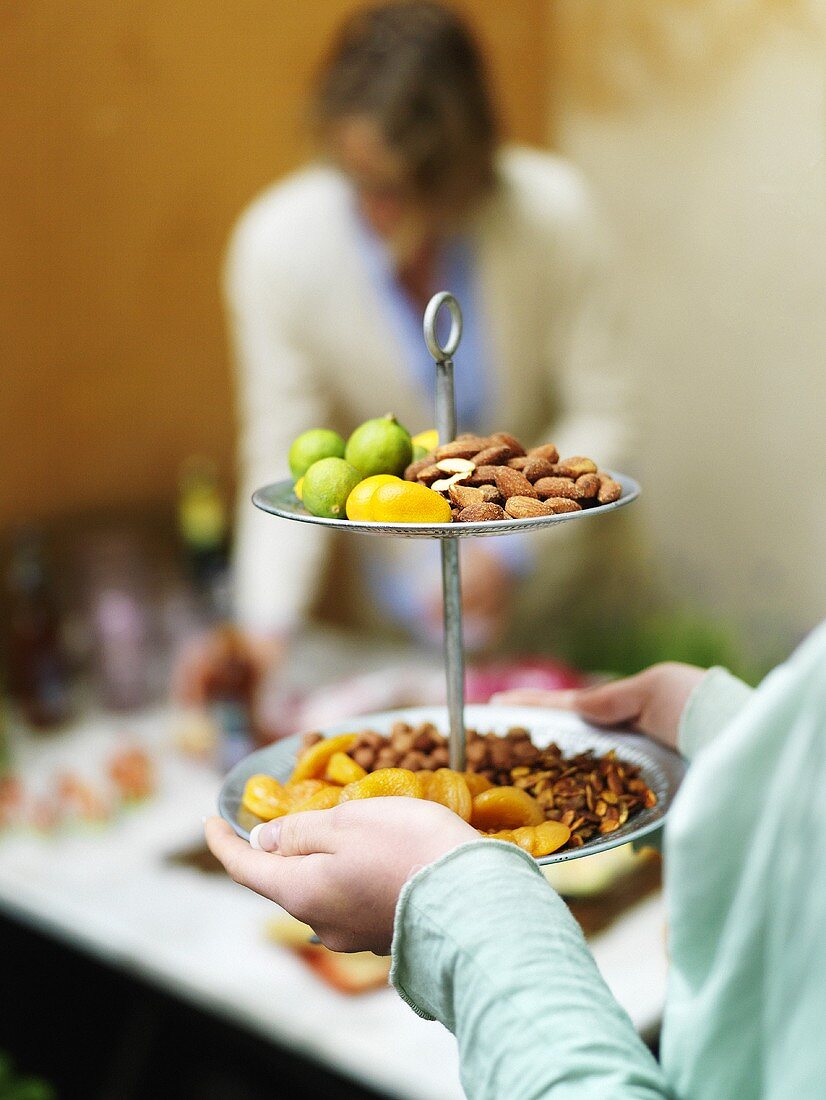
[253, 472, 640, 539]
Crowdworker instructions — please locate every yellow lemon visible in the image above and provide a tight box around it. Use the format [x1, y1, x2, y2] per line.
[370, 481, 452, 524]
[411, 429, 439, 453]
[345, 474, 400, 521]
[294, 476, 304, 500]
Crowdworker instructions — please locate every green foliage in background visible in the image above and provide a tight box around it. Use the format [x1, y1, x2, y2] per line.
[550, 605, 766, 687]
[0, 1054, 55, 1100]
[508, 515, 779, 686]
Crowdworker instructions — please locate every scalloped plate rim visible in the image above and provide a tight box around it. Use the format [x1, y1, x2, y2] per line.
[251, 471, 639, 538]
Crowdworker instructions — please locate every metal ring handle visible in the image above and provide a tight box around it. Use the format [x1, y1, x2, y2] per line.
[423, 292, 463, 362]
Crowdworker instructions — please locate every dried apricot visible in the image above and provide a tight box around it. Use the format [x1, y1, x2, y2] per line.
[482, 821, 571, 857]
[471, 786, 544, 831]
[325, 751, 367, 786]
[241, 774, 290, 821]
[510, 826, 538, 853]
[339, 768, 424, 802]
[425, 769, 472, 822]
[288, 734, 358, 784]
[292, 786, 342, 812]
[463, 772, 494, 797]
[529, 820, 571, 857]
[285, 779, 328, 805]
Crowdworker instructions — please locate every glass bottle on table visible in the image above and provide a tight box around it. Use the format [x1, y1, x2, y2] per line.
[202, 625, 260, 772]
[5, 529, 72, 730]
[78, 527, 153, 712]
[177, 456, 229, 622]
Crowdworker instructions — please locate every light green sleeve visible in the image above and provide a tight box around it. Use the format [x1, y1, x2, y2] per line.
[678, 667, 754, 761]
[390, 840, 671, 1100]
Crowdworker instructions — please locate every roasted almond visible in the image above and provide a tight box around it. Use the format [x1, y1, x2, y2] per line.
[457, 502, 507, 522]
[431, 472, 470, 493]
[554, 456, 598, 479]
[472, 443, 513, 466]
[466, 465, 499, 485]
[494, 467, 537, 500]
[478, 484, 504, 505]
[449, 484, 485, 509]
[504, 496, 552, 519]
[576, 473, 600, 499]
[597, 474, 622, 504]
[491, 432, 526, 457]
[534, 476, 580, 500]
[405, 454, 436, 481]
[416, 464, 443, 486]
[521, 457, 556, 483]
[435, 457, 476, 475]
[435, 437, 488, 460]
[544, 497, 581, 513]
[528, 443, 559, 464]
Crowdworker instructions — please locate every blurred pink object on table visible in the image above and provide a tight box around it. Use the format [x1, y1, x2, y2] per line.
[465, 658, 583, 703]
[275, 657, 584, 737]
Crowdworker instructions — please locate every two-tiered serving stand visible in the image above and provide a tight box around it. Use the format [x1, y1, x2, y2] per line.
[219, 293, 685, 864]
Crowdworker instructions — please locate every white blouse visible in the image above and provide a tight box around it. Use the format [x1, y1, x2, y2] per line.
[224, 145, 630, 636]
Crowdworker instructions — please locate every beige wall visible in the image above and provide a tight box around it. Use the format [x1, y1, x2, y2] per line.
[6, 1, 824, 669]
[549, 1, 826, 668]
[0, 1, 547, 529]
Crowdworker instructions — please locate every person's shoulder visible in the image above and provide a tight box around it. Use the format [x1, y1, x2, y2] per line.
[228, 164, 351, 263]
[780, 619, 826, 692]
[493, 144, 596, 234]
[225, 164, 352, 293]
[483, 145, 602, 271]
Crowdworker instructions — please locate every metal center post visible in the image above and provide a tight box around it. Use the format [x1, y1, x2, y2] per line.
[423, 292, 466, 771]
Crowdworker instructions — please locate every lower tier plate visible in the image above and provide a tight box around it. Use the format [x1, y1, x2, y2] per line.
[218, 704, 686, 865]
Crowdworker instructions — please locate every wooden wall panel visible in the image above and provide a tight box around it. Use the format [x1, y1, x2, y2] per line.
[0, 1, 547, 529]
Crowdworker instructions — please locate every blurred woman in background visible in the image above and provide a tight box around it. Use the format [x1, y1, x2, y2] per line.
[178, 1, 628, 715]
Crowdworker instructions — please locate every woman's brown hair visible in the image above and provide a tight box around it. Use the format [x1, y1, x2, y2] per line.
[314, 1, 499, 210]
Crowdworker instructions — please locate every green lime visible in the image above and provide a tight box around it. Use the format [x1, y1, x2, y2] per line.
[345, 414, 413, 478]
[302, 457, 362, 519]
[288, 428, 346, 480]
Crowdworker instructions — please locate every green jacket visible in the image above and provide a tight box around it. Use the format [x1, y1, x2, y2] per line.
[390, 621, 826, 1098]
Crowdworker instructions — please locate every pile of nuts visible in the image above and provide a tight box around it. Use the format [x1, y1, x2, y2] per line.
[510, 744, 657, 848]
[301, 721, 451, 774]
[404, 432, 622, 522]
[298, 721, 656, 852]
